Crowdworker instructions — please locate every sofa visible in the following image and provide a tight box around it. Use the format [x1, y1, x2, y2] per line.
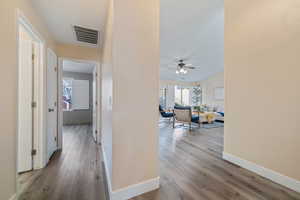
[205, 105, 224, 123]
[215, 112, 224, 122]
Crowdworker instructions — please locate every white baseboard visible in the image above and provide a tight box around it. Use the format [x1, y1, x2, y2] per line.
[102, 147, 160, 200]
[223, 152, 300, 193]
[110, 177, 160, 200]
[102, 146, 113, 194]
[9, 194, 16, 200]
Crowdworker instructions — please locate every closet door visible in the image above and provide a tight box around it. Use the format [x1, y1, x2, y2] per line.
[18, 25, 34, 173]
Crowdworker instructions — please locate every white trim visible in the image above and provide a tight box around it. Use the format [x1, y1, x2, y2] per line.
[57, 58, 64, 149]
[102, 146, 113, 194]
[111, 177, 160, 200]
[223, 152, 300, 193]
[9, 194, 16, 200]
[102, 147, 160, 200]
[16, 8, 46, 172]
[57, 57, 101, 149]
[45, 48, 59, 165]
[16, 9, 45, 43]
[96, 64, 102, 144]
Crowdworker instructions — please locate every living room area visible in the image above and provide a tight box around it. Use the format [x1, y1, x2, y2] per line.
[157, 0, 225, 158]
[159, 71, 224, 126]
[158, 71, 225, 156]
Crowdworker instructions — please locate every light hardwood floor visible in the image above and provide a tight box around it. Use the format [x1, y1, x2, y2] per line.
[18, 125, 107, 200]
[132, 121, 300, 200]
[18, 123, 300, 200]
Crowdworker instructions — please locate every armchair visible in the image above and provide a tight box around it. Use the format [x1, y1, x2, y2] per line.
[173, 106, 200, 130]
[159, 105, 174, 119]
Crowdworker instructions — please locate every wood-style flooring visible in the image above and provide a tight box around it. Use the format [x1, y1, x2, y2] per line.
[18, 125, 107, 200]
[18, 123, 300, 200]
[132, 121, 300, 200]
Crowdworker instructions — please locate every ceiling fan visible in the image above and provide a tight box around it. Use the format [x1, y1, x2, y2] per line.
[173, 59, 200, 75]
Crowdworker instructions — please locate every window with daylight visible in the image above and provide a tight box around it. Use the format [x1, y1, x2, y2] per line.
[191, 86, 202, 106]
[175, 86, 190, 106]
[159, 88, 167, 109]
[63, 79, 90, 111]
[63, 79, 73, 111]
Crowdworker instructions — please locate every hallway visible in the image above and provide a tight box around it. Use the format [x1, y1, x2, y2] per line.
[18, 125, 107, 200]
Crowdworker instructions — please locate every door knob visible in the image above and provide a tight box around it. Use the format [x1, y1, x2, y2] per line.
[48, 108, 55, 112]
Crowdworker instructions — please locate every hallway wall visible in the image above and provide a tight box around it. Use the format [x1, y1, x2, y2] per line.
[101, 0, 114, 181]
[0, 0, 56, 199]
[101, 0, 160, 196]
[225, 0, 300, 187]
[56, 43, 101, 61]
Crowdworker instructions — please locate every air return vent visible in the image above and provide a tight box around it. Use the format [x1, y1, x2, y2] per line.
[74, 25, 98, 45]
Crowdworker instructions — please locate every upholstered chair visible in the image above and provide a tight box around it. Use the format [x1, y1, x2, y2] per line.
[159, 105, 174, 119]
[173, 106, 200, 130]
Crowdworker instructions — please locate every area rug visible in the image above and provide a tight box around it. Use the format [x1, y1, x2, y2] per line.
[201, 121, 224, 129]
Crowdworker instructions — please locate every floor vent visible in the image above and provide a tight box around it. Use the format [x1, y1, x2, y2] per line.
[74, 25, 98, 45]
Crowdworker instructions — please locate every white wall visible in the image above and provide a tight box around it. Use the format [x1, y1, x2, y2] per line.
[199, 71, 224, 111]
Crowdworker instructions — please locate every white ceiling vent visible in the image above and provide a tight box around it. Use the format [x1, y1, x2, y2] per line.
[74, 25, 99, 45]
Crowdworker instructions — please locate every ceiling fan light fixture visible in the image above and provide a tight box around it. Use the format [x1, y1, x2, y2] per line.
[183, 69, 187, 74]
[180, 68, 184, 73]
[176, 70, 179, 74]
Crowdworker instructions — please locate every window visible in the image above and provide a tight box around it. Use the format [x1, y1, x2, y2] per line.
[159, 88, 167, 109]
[175, 86, 190, 106]
[63, 79, 90, 111]
[63, 79, 72, 111]
[191, 86, 202, 106]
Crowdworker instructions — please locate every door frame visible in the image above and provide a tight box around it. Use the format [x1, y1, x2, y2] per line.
[16, 9, 48, 172]
[46, 48, 59, 161]
[57, 58, 101, 149]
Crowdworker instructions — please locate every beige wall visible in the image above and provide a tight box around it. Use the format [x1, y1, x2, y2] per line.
[101, 0, 114, 180]
[56, 43, 101, 61]
[101, 0, 159, 191]
[0, 0, 56, 199]
[199, 71, 224, 110]
[225, 0, 300, 182]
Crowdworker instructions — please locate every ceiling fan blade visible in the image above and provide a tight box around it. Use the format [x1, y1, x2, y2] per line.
[174, 58, 188, 63]
[186, 66, 200, 69]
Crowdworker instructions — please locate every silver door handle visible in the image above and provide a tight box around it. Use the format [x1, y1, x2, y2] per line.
[48, 108, 55, 112]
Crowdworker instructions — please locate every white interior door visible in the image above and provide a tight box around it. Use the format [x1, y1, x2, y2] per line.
[47, 48, 58, 162]
[18, 25, 34, 173]
[92, 68, 97, 142]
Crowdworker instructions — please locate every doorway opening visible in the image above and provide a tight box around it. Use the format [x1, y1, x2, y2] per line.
[58, 58, 101, 150]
